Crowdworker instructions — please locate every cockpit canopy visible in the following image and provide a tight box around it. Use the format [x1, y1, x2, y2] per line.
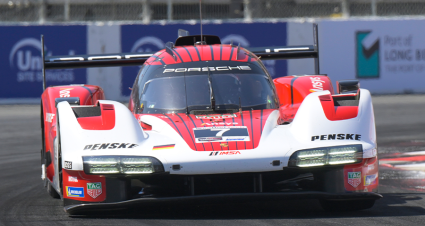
[132, 61, 278, 114]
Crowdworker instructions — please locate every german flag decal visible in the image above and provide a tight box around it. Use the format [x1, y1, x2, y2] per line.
[152, 144, 175, 150]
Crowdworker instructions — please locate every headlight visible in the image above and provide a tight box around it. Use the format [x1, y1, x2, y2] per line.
[83, 156, 165, 174]
[288, 144, 363, 167]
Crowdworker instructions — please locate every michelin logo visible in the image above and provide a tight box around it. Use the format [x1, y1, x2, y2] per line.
[356, 31, 380, 78]
[9, 38, 75, 83]
[66, 186, 84, 198]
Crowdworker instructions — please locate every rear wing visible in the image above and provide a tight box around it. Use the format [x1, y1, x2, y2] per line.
[42, 24, 319, 90]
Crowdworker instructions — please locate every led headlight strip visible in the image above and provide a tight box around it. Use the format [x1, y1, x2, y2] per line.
[83, 156, 164, 174]
[288, 144, 363, 167]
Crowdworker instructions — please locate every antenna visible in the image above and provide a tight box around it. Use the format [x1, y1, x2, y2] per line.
[313, 23, 320, 74]
[236, 43, 240, 60]
[199, 0, 203, 43]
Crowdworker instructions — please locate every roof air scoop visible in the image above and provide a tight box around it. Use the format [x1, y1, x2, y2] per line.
[175, 35, 221, 46]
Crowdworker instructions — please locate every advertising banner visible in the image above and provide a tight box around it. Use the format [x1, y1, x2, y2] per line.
[120, 22, 287, 96]
[0, 25, 86, 98]
[319, 19, 425, 93]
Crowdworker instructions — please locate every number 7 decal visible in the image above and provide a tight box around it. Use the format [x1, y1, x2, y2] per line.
[211, 128, 230, 137]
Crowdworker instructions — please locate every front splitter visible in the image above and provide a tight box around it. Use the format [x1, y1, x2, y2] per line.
[64, 191, 382, 215]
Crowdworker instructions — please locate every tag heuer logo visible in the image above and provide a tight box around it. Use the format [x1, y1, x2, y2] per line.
[87, 182, 102, 199]
[348, 172, 361, 188]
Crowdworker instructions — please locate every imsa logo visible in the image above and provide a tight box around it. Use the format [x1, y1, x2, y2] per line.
[209, 151, 241, 156]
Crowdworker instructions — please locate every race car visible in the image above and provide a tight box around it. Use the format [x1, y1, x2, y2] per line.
[40, 25, 381, 214]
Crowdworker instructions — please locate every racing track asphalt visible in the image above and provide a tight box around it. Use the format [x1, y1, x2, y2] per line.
[1, 94, 425, 226]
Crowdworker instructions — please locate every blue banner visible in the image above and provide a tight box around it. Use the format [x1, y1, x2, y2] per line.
[0, 25, 86, 98]
[121, 22, 287, 96]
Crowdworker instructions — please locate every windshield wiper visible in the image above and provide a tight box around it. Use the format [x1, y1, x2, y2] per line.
[206, 66, 216, 111]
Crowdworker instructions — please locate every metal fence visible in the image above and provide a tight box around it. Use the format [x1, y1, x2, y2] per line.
[2, 0, 425, 23]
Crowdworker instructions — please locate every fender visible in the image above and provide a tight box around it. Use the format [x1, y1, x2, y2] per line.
[274, 75, 334, 123]
[286, 89, 376, 159]
[54, 101, 148, 192]
[41, 85, 105, 183]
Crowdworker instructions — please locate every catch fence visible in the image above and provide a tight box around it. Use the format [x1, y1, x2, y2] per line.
[1, 0, 425, 23]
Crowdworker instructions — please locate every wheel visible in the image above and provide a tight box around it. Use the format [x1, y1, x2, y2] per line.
[56, 110, 64, 200]
[40, 102, 46, 173]
[41, 102, 60, 199]
[47, 181, 60, 199]
[320, 199, 375, 211]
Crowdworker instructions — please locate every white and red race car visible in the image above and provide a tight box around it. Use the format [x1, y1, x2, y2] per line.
[40, 26, 380, 214]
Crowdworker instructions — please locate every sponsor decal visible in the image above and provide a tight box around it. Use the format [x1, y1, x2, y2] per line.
[201, 122, 238, 126]
[9, 38, 77, 84]
[66, 186, 84, 198]
[84, 143, 138, 150]
[68, 176, 78, 182]
[364, 174, 378, 186]
[368, 164, 375, 172]
[199, 137, 222, 142]
[193, 126, 250, 143]
[59, 88, 73, 98]
[45, 113, 55, 123]
[195, 114, 237, 119]
[209, 151, 241, 156]
[309, 77, 326, 92]
[348, 172, 361, 188]
[220, 143, 228, 148]
[356, 31, 380, 78]
[152, 144, 175, 150]
[372, 148, 377, 156]
[64, 161, 72, 169]
[311, 134, 361, 141]
[163, 66, 251, 73]
[87, 182, 102, 199]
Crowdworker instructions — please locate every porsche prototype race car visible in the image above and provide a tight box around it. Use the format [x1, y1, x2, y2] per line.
[40, 25, 380, 214]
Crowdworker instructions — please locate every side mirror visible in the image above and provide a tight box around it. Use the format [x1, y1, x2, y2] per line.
[336, 80, 359, 94]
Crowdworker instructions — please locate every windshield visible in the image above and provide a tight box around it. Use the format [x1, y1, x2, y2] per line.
[135, 63, 278, 114]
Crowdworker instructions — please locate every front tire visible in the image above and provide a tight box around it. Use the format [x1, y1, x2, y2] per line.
[320, 199, 375, 211]
[47, 181, 60, 199]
